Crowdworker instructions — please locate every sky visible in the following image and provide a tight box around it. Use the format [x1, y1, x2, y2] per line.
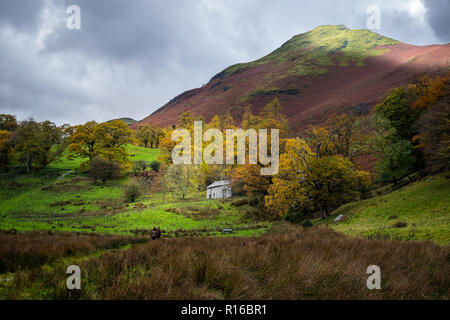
[0, 0, 449, 125]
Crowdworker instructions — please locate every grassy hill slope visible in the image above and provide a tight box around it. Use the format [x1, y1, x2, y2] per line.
[319, 174, 450, 245]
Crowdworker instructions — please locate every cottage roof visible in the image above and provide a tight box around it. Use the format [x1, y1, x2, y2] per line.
[206, 180, 231, 189]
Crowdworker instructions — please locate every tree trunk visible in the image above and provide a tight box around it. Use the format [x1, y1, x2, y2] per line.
[320, 205, 329, 219]
[27, 153, 32, 173]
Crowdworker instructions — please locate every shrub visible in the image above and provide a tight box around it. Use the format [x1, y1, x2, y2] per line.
[285, 207, 312, 224]
[132, 161, 148, 176]
[149, 161, 161, 173]
[88, 158, 121, 183]
[301, 220, 313, 229]
[231, 199, 248, 207]
[285, 211, 303, 224]
[393, 221, 408, 228]
[123, 182, 142, 203]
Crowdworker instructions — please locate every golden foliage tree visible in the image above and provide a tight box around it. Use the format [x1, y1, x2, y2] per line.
[135, 124, 164, 148]
[266, 138, 371, 219]
[135, 124, 153, 148]
[230, 164, 271, 197]
[68, 120, 132, 169]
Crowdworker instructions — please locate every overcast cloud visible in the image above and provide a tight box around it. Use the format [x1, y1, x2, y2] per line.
[0, 0, 448, 125]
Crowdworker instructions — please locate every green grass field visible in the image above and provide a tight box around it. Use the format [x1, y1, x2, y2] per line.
[0, 145, 269, 237]
[317, 174, 450, 245]
[1, 145, 449, 301]
[1, 144, 448, 244]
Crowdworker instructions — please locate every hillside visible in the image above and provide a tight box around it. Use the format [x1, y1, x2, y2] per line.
[319, 174, 450, 245]
[109, 118, 138, 126]
[135, 25, 450, 133]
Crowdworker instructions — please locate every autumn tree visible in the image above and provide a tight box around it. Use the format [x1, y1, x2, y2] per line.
[151, 127, 164, 148]
[135, 124, 164, 148]
[0, 114, 18, 132]
[157, 127, 177, 164]
[0, 114, 17, 170]
[68, 120, 132, 169]
[177, 111, 195, 129]
[326, 113, 355, 160]
[135, 124, 153, 148]
[68, 121, 100, 162]
[416, 91, 450, 173]
[241, 106, 261, 130]
[165, 164, 200, 199]
[95, 120, 133, 164]
[410, 73, 449, 111]
[258, 98, 289, 137]
[306, 127, 334, 157]
[227, 99, 290, 198]
[230, 164, 271, 197]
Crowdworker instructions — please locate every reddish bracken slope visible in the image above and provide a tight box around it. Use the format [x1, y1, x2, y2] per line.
[134, 27, 450, 133]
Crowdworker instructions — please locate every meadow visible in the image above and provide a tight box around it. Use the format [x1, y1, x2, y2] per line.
[1, 226, 448, 300]
[0, 144, 449, 300]
[0, 145, 268, 237]
[319, 174, 450, 245]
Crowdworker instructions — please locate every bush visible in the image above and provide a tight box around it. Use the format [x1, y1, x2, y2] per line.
[149, 161, 161, 173]
[231, 199, 248, 207]
[88, 158, 121, 183]
[285, 211, 303, 224]
[248, 197, 260, 207]
[301, 220, 313, 229]
[285, 207, 312, 224]
[393, 221, 408, 228]
[123, 182, 142, 203]
[132, 161, 148, 176]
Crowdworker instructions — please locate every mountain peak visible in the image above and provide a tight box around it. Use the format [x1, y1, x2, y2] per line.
[138, 26, 449, 133]
[211, 25, 400, 82]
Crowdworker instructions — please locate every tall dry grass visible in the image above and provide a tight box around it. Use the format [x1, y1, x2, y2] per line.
[3, 226, 448, 300]
[0, 231, 147, 273]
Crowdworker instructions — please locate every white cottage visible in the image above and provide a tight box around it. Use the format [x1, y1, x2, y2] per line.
[206, 180, 232, 199]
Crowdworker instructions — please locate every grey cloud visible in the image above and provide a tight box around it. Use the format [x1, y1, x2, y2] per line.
[423, 0, 450, 43]
[0, 0, 448, 125]
[0, 0, 45, 31]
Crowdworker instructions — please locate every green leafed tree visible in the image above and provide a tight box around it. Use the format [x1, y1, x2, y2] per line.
[13, 120, 67, 172]
[374, 87, 419, 140]
[0, 130, 13, 171]
[374, 139, 416, 184]
[0, 114, 18, 132]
